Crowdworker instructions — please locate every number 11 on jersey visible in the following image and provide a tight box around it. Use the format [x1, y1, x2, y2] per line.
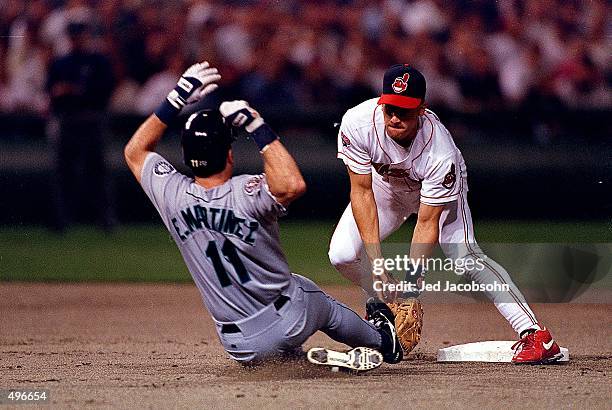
[205, 240, 251, 287]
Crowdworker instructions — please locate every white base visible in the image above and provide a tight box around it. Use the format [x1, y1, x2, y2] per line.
[437, 341, 570, 362]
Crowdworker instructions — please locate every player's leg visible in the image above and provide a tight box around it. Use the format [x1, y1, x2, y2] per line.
[217, 332, 258, 362]
[216, 274, 381, 362]
[328, 180, 410, 290]
[438, 193, 539, 335]
[327, 205, 372, 288]
[216, 274, 401, 364]
[286, 274, 401, 363]
[270, 274, 380, 347]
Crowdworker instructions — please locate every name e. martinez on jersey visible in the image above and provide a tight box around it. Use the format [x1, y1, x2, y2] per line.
[170, 204, 260, 245]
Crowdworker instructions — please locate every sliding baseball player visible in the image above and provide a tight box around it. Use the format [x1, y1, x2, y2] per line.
[124, 62, 403, 371]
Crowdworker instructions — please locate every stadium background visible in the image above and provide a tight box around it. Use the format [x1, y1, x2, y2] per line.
[1, 2, 611, 408]
[0, 0, 610, 284]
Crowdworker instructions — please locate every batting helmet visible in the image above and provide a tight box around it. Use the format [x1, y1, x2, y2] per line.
[181, 109, 235, 177]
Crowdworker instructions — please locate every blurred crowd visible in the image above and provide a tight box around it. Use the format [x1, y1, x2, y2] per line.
[0, 0, 610, 116]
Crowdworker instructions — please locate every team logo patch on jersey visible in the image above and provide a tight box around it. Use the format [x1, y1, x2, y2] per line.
[341, 131, 351, 147]
[392, 73, 410, 93]
[244, 175, 264, 195]
[154, 161, 175, 176]
[442, 163, 456, 189]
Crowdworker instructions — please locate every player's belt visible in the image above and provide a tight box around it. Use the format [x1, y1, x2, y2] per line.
[220, 323, 241, 333]
[221, 295, 290, 334]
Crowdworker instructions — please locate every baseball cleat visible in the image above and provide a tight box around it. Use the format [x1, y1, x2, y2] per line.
[366, 298, 403, 364]
[307, 347, 383, 372]
[511, 327, 563, 364]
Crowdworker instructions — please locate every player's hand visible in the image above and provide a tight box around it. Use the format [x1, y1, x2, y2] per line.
[219, 100, 265, 133]
[220, 100, 279, 151]
[167, 61, 221, 109]
[155, 61, 220, 124]
[372, 270, 399, 303]
[183, 62, 221, 103]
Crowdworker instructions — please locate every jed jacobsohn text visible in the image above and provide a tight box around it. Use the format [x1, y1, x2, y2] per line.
[372, 255, 487, 276]
[373, 279, 510, 293]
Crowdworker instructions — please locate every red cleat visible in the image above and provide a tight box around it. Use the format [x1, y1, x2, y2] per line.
[511, 327, 563, 364]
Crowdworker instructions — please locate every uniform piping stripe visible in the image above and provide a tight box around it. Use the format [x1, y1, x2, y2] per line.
[457, 188, 537, 325]
[420, 191, 460, 199]
[372, 104, 393, 161]
[408, 113, 435, 170]
[453, 162, 537, 325]
[459, 191, 536, 323]
[337, 151, 372, 166]
[468, 248, 538, 326]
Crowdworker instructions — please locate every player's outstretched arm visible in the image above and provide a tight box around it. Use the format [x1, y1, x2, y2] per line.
[259, 140, 306, 206]
[411, 202, 444, 260]
[124, 115, 168, 183]
[348, 169, 380, 255]
[220, 100, 306, 206]
[124, 61, 220, 183]
[348, 169, 397, 301]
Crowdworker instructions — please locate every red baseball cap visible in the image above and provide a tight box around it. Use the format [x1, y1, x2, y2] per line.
[377, 64, 426, 109]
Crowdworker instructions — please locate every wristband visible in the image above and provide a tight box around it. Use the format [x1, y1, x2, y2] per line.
[154, 99, 180, 125]
[251, 123, 279, 151]
[154, 76, 203, 125]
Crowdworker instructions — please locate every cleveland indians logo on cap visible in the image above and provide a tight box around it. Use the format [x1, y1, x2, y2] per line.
[392, 73, 410, 93]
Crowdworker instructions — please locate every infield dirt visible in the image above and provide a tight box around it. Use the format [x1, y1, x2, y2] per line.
[1, 283, 610, 409]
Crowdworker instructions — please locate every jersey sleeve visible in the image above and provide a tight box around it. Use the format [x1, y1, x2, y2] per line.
[336, 118, 372, 174]
[235, 174, 287, 220]
[419, 152, 461, 206]
[140, 152, 189, 224]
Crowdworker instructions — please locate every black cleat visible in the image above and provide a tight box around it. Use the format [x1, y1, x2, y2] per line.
[366, 297, 403, 363]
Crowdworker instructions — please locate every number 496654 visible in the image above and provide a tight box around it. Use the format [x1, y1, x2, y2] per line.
[2, 390, 48, 403]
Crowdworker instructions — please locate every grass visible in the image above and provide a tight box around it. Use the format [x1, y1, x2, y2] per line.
[0, 220, 610, 284]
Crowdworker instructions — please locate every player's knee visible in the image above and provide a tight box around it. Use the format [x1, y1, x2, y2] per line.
[328, 243, 359, 268]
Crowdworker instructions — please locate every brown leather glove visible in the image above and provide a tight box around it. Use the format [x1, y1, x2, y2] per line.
[386, 297, 424, 355]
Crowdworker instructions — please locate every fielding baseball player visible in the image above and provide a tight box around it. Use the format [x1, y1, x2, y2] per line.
[329, 64, 563, 364]
[123, 62, 403, 371]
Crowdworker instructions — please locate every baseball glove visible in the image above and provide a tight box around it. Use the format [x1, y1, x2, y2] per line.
[386, 297, 424, 354]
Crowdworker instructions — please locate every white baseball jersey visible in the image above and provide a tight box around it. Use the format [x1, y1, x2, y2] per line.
[330, 98, 540, 335]
[337, 98, 467, 206]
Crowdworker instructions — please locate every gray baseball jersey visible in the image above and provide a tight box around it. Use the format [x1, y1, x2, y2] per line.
[141, 152, 291, 323]
[140, 151, 383, 362]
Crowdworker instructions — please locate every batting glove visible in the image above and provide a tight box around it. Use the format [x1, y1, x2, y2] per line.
[219, 100, 264, 132]
[155, 61, 221, 125]
[220, 100, 278, 151]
